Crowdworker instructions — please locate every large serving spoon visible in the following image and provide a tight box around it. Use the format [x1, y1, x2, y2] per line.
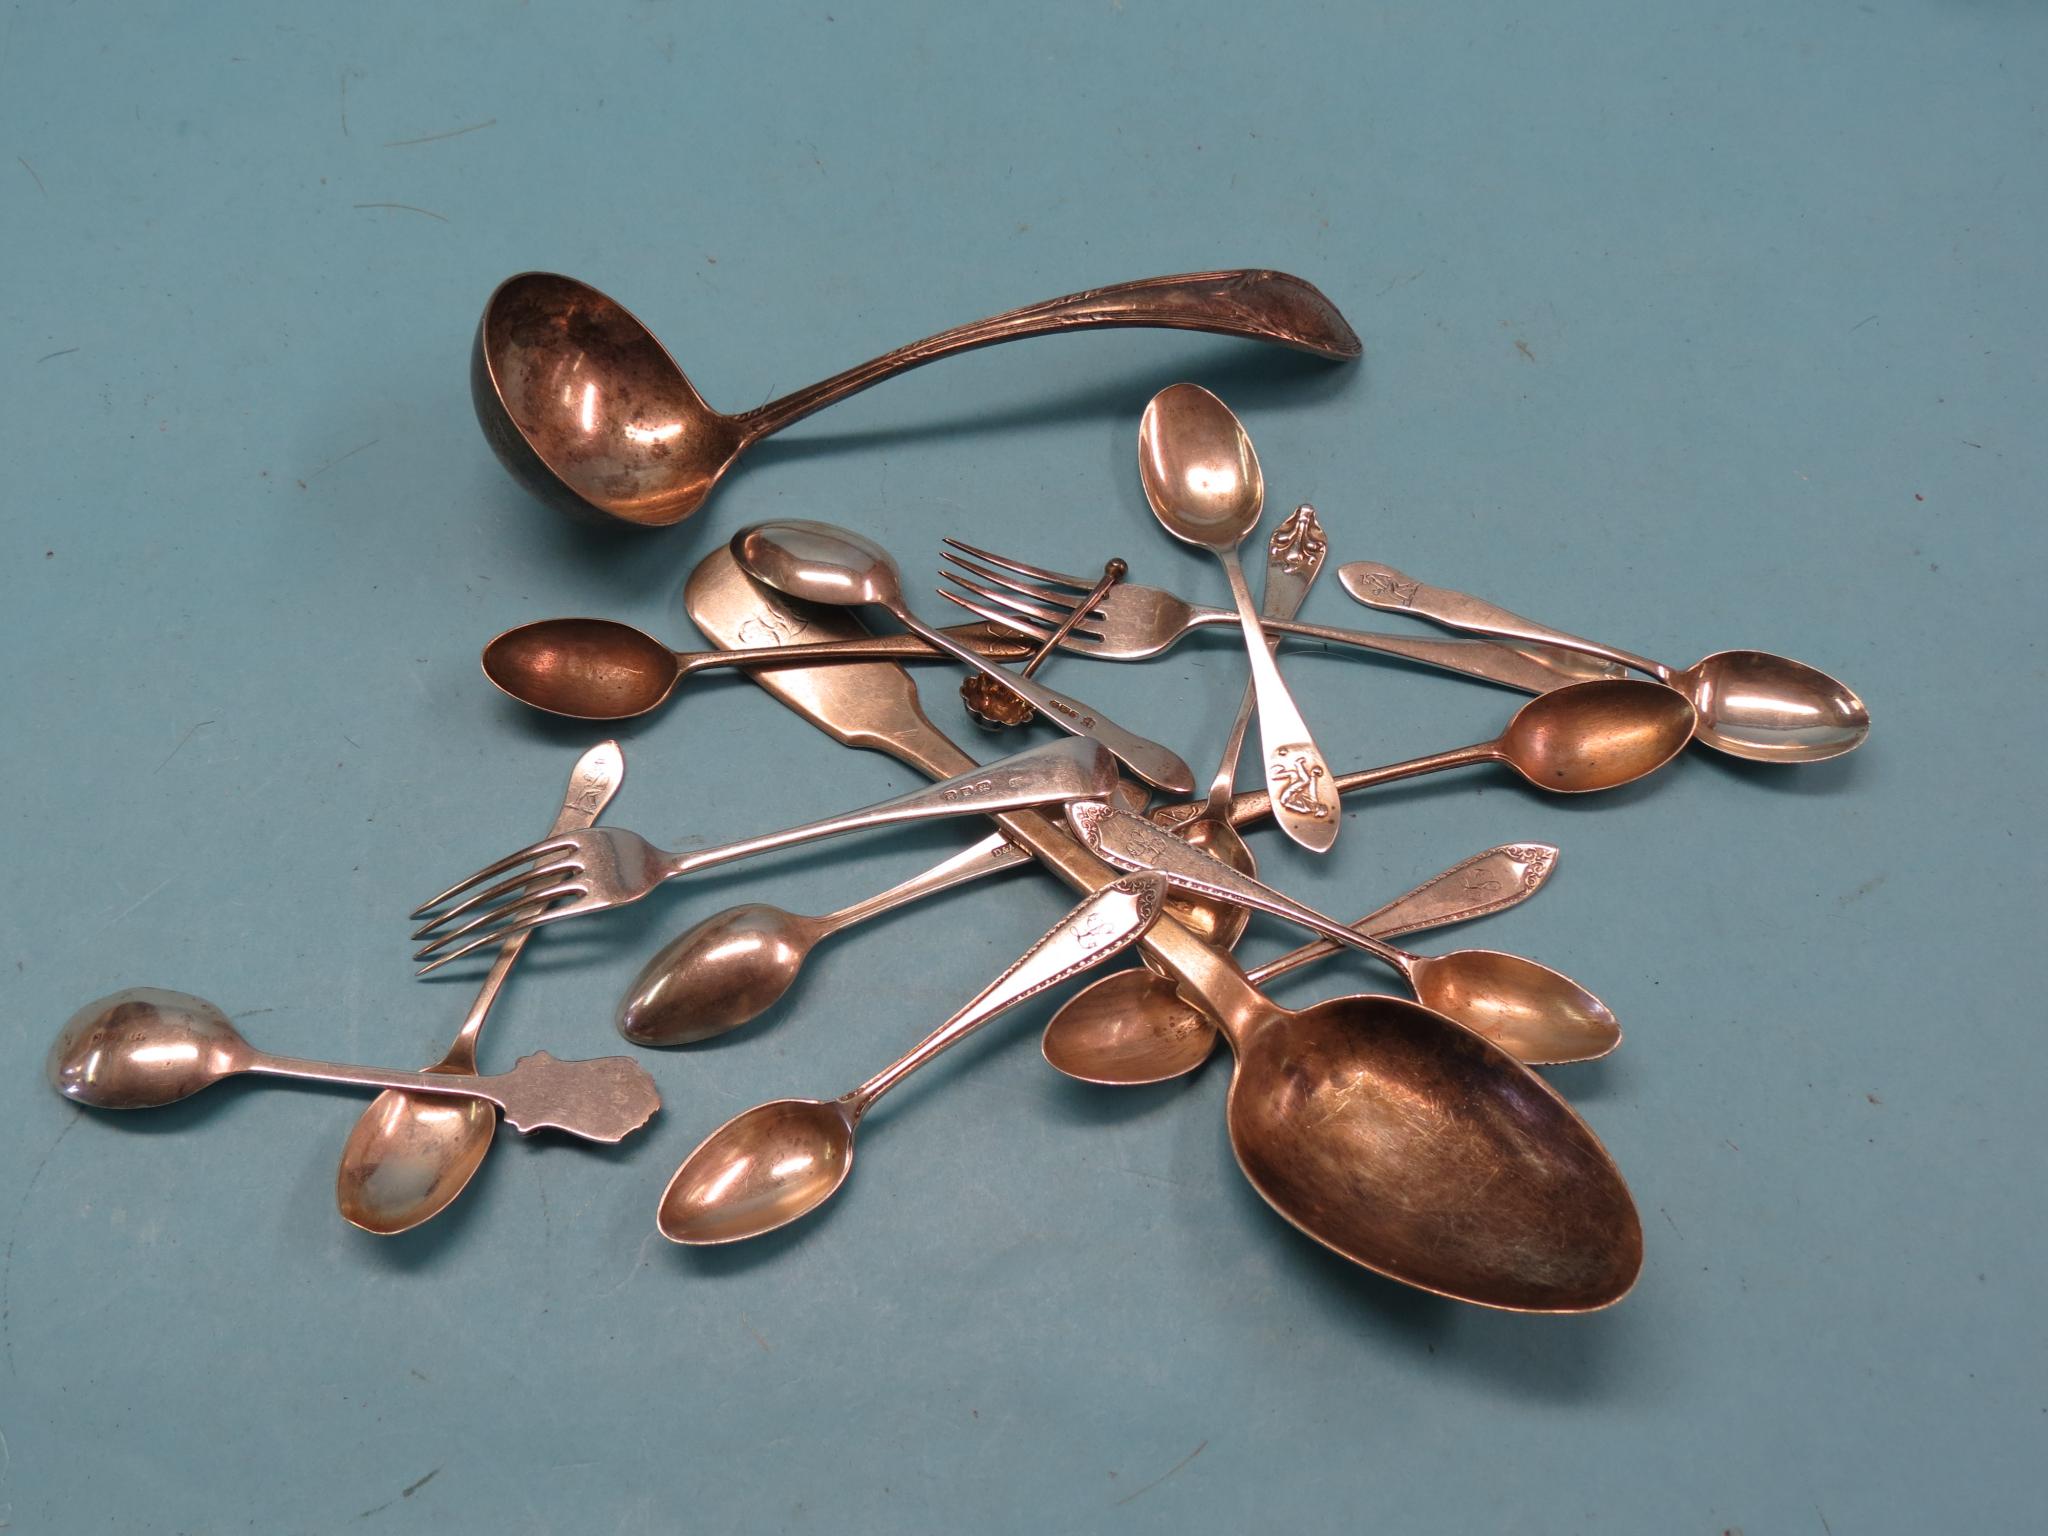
[483, 616, 1034, 721]
[682, 547, 1643, 1311]
[50, 989, 660, 1143]
[473, 271, 1360, 530]
[335, 742, 624, 1235]
[657, 875, 1167, 1243]
[1070, 802, 1621, 1065]
[1042, 842, 1560, 1084]
[1165, 503, 1327, 953]
[733, 520, 1195, 793]
[1341, 561, 1870, 763]
[1139, 384, 1338, 852]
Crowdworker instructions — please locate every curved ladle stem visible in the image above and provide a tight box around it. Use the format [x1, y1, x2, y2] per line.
[733, 271, 1360, 442]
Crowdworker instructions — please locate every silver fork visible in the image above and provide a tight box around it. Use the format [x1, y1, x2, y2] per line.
[410, 738, 1116, 973]
[936, 539, 1623, 695]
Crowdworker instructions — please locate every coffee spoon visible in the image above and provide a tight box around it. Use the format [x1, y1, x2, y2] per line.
[1070, 803, 1621, 1064]
[657, 875, 1167, 1244]
[50, 989, 660, 1143]
[1341, 561, 1870, 763]
[1139, 383, 1338, 851]
[1042, 842, 1561, 1085]
[482, 616, 1033, 721]
[683, 543, 1644, 1310]
[1163, 502, 1325, 951]
[335, 742, 624, 1235]
[732, 519, 1195, 793]
[473, 270, 1359, 530]
[617, 816, 1540, 1049]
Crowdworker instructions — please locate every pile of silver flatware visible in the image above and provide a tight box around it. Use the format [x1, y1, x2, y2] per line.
[49, 267, 1868, 1310]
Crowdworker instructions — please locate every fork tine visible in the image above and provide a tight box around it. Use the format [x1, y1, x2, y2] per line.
[935, 589, 1112, 654]
[409, 836, 578, 917]
[938, 566, 1080, 629]
[410, 861, 581, 940]
[412, 885, 582, 961]
[415, 904, 575, 975]
[940, 537, 1098, 590]
[939, 549, 1094, 613]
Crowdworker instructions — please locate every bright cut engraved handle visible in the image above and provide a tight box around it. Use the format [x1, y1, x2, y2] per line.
[1246, 844, 1559, 982]
[736, 271, 1361, 440]
[892, 609, 1194, 793]
[1338, 562, 1664, 681]
[1220, 548, 1338, 853]
[668, 738, 1113, 878]
[849, 875, 1168, 1109]
[1067, 803, 1404, 968]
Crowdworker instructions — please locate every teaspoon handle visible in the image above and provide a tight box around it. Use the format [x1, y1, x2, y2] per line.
[1246, 843, 1559, 984]
[1219, 547, 1339, 853]
[893, 608, 1195, 794]
[734, 271, 1360, 441]
[813, 830, 1033, 937]
[1069, 803, 1405, 970]
[1237, 613, 1621, 693]
[674, 625, 1032, 677]
[846, 875, 1166, 1112]
[1192, 739, 1499, 828]
[1205, 505, 1324, 816]
[1338, 562, 1666, 680]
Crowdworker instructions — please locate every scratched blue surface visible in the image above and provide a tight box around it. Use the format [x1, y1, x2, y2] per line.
[3, 2, 2043, 1531]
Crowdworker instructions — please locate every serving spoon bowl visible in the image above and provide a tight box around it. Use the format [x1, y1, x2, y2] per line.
[474, 271, 1360, 529]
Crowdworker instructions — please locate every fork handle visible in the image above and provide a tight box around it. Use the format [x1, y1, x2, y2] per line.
[733, 272, 1359, 440]
[668, 738, 1113, 878]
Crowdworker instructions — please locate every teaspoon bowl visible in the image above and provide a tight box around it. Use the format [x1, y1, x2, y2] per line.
[483, 617, 681, 720]
[658, 1098, 856, 1244]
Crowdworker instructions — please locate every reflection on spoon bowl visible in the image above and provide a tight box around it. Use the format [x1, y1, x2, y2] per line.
[1681, 649, 1870, 762]
[659, 1097, 857, 1245]
[484, 618, 680, 720]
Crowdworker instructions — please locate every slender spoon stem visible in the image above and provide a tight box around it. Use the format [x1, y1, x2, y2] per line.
[842, 876, 1166, 1115]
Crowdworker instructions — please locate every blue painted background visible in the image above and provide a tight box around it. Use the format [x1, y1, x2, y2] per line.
[4, 2, 2041, 1531]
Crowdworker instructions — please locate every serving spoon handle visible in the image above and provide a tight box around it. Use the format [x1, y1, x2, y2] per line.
[733, 270, 1360, 442]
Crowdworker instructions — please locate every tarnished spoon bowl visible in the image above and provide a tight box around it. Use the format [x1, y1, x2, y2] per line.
[1680, 649, 1869, 762]
[50, 989, 245, 1108]
[1407, 949, 1618, 1063]
[1041, 969, 1212, 1086]
[659, 1097, 858, 1245]
[1227, 993, 1641, 1311]
[1160, 816, 1255, 950]
[483, 617, 681, 720]
[1498, 679, 1696, 790]
[335, 1095, 494, 1235]
[618, 904, 819, 1047]
[474, 274, 738, 529]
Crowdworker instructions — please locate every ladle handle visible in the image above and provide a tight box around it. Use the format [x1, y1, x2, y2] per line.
[734, 271, 1361, 440]
[1338, 562, 1665, 680]
[1246, 843, 1559, 984]
[1068, 804, 1405, 971]
[848, 875, 1166, 1111]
